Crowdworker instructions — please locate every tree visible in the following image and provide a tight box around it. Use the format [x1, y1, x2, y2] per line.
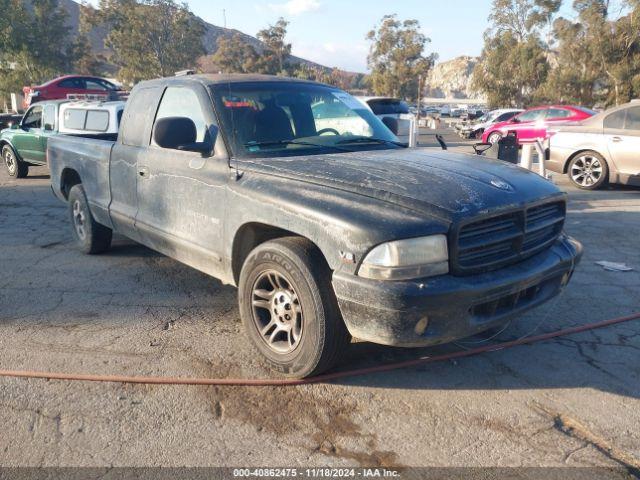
[488, 0, 561, 43]
[0, 0, 76, 96]
[206, 34, 260, 74]
[71, 3, 107, 76]
[366, 15, 436, 101]
[540, 0, 640, 107]
[473, 0, 561, 108]
[256, 18, 292, 75]
[473, 32, 549, 108]
[90, 0, 205, 84]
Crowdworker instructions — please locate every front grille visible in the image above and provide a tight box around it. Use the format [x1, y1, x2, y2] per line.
[452, 201, 565, 275]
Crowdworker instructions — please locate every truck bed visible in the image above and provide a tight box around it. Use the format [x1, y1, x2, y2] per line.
[48, 134, 116, 229]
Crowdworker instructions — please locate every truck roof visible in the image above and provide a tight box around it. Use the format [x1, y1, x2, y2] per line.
[139, 73, 329, 89]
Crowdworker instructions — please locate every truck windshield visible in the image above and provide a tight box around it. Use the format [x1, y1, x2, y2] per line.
[210, 82, 403, 158]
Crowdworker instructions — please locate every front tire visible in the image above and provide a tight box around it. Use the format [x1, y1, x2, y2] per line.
[567, 151, 608, 190]
[238, 237, 350, 378]
[68, 184, 113, 254]
[3, 146, 28, 178]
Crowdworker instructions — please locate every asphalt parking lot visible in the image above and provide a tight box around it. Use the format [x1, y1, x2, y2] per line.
[1, 135, 639, 471]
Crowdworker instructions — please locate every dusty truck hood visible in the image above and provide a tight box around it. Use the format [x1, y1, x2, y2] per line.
[238, 148, 563, 222]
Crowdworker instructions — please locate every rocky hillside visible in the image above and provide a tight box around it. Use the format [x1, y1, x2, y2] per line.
[424, 56, 485, 100]
[58, 0, 328, 71]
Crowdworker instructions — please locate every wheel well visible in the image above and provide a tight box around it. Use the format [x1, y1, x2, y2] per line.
[564, 149, 607, 174]
[231, 223, 321, 285]
[60, 168, 82, 200]
[0, 140, 11, 154]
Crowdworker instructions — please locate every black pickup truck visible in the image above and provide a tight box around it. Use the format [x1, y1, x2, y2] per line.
[48, 74, 582, 378]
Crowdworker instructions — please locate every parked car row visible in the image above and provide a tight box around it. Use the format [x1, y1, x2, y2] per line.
[481, 105, 597, 145]
[468, 101, 639, 191]
[455, 109, 523, 139]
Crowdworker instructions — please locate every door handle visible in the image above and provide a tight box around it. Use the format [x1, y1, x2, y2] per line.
[138, 166, 149, 178]
[612, 136, 623, 143]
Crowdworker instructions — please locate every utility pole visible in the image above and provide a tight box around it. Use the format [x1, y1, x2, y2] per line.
[223, 9, 227, 29]
[416, 75, 423, 119]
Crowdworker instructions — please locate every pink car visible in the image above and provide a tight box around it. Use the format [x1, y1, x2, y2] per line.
[481, 105, 596, 144]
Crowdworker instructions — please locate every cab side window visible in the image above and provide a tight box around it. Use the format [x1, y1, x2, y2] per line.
[23, 107, 43, 129]
[153, 87, 207, 144]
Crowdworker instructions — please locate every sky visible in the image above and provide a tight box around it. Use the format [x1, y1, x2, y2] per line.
[83, 0, 630, 73]
[198, 0, 493, 72]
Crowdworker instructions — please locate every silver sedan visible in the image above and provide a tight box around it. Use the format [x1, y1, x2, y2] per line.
[548, 101, 640, 190]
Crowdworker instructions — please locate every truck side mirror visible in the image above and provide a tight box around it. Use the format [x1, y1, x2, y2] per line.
[154, 117, 197, 149]
[153, 116, 214, 155]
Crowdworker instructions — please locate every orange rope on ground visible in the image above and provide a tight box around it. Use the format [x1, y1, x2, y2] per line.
[1, 312, 639, 387]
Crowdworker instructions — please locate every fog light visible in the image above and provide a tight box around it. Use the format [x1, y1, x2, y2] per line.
[414, 316, 430, 336]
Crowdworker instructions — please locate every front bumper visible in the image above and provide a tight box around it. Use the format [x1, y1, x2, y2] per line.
[333, 235, 582, 347]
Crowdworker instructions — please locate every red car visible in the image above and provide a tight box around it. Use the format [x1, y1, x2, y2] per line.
[481, 105, 596, 144]
[22, 75, 126, 109]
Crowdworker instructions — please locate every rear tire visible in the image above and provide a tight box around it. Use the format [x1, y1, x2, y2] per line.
[487, 132, 502, 144]
[238, 237, 350, 378]
[3, 146, 28, 178]
[68, 184, 112, 254]
[567, 151, 609, 190]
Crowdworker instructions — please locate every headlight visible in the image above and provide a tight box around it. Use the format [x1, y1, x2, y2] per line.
[359, 235, 449, 280]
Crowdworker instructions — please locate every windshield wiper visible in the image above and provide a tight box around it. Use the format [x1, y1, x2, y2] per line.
[244, 140, 352, 152]
[336, 137, 408, 148]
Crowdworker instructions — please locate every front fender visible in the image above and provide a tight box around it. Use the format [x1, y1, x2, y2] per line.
[225, 172, 449, 276]
[0, 135, 21, 160]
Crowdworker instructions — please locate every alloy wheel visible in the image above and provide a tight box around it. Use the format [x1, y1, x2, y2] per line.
[251, 270, 303, 354]
[72, 200, 87, 240]
[571, 155, 603, 187]
[4, 150, 16, 176]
